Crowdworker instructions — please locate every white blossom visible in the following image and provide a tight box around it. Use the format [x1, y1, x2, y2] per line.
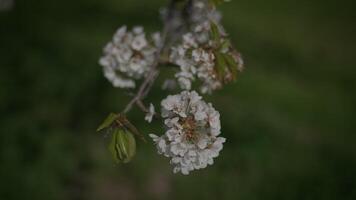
[190, 0, 225, 44]
[150, 91, 225, 175]
[145, 103, 156, 123]
[167, 0, 239, 94]
[0, 0, 13, 11]
[170, 33, 225, 94]
[99, 26, 160, 89]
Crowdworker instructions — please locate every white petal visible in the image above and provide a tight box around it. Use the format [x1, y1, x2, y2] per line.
[145, 103, 155, 123]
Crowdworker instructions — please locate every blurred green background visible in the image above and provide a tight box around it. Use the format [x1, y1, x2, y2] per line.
[1, 0, 355, 199]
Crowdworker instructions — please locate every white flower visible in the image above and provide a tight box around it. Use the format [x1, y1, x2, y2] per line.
[150, 91, 226, 175]
[99, 25, 159, 89]
[145, 103, 155, 123]
[131, 34, 147, 51]
[169, 33, 223, 94]
[166, 0, 242, 94]
[152, 32, 161, 47]
[190, 0, 225, 44]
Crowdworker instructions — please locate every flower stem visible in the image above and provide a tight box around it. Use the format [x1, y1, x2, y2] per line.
[122, 0, 179, 114]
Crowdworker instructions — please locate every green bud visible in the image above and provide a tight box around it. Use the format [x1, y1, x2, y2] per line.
[108, 128, 136, 164]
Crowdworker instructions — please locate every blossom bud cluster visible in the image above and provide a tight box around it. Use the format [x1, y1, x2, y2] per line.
[170, 33, 222, 94]
[99, 26, 160, 88]
[169, 0, 242, 94]
[150, 91, 225, 175]
[190, 0, 225, 44]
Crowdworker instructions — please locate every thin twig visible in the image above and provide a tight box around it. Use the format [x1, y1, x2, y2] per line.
[136, 100, 149, 113]
[122, 0, 177, 114]
[142, 70, 159, 99]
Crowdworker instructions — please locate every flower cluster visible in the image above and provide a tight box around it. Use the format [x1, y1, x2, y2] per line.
[169, 0, 243, 94]
[99, 26, 160, 88]
[98, 0, 242, 176]
[189, 0, 225, 44]
[170, 33, 222, 94]
[150, 91, 226, 175]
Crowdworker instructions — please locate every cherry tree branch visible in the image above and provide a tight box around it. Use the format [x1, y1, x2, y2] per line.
[122, 0, 179, 114]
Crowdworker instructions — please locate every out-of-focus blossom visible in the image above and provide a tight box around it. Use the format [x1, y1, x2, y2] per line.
[0, 0, 14, 11]
[169, 0, 242, 94]
[99, 26, 160, 89]
[145, 103, 156, 123]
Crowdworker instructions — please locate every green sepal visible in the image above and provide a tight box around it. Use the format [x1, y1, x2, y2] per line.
[97, 113, 118, 132]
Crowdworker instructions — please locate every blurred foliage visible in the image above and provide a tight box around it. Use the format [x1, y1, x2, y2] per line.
[0, 0, 355, 199]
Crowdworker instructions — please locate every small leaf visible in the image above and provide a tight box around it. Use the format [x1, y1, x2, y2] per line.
[223, 53, 238, 80]
[210, 22, 220, 42]
[219, 39, 231, 52]
[214, 52, 228, 81]
[97, 113, 118, 132]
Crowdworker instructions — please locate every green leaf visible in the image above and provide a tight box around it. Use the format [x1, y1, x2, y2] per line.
[223, 53, 238, 80]
[97, 113, 118, 132]
[210, 22, 220, 42]
[219, 39, 231, 52]
[214, 52, 228, 81]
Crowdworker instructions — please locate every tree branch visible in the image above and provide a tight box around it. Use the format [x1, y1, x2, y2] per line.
[122, 0, 178, 114]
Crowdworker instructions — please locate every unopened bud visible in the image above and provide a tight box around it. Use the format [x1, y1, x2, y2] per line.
[108, 128, 136, 163]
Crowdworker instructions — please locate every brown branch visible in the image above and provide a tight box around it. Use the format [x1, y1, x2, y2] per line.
[122, 0, 179, 114]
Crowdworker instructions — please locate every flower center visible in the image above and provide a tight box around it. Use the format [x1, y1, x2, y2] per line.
[132, 50, 144, 59]
[181, 116, 197, 142]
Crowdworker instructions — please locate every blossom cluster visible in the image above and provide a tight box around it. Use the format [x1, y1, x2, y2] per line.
[150, 91, 226, 175]
[98, 0, 241, 175]
[169, 0, 242, 94]
[99, 26, 160, 88]
[189, 0, 225, 44]
[170, 33, 222, 94]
